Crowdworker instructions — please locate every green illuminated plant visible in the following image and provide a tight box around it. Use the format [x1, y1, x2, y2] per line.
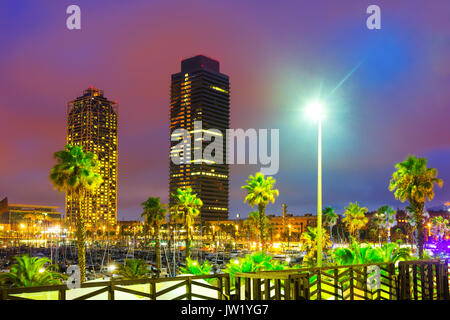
[332, 241, 411, 266]
[115, 259, 152, 280]
[0, 255, 67, 288]
[224, 251, 291, 287]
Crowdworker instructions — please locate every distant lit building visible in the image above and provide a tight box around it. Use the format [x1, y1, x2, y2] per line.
[169, 55, 230, 221]
[66, 87, 118, 229]
[268, 214, 317, 239]
[117, 220, 144, 236]
[207, 214, 317, 241]
[0, 197, 62, 231]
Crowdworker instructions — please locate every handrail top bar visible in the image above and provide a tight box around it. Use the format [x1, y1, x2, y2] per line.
[0, 273, 229, 293]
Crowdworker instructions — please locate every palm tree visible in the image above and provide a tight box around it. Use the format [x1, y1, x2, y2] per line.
[300, 226, 332, 267]
[243, 218, 256, 248]
[430, 216, 449, 242]
[405, 208, 429, 251]
[171, 187, 203, 260]
[49, 144, 103, 282]
[247, 210, 269, 249]
[241, 172, 279, 251]
[389, 155, 443, 258]
[115, 259, 152, 280]
[140, 197, 167, 277]
[373, 206, 397, 243]
[381, 206, 397, 243]
[323, 206, 338, 243]
[0, 255, 66, 288]
[372, 210, 386, 245]
[343, 202, 368, 242]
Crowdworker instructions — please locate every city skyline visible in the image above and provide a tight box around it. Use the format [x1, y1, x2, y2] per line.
[1, 1, 450, 221]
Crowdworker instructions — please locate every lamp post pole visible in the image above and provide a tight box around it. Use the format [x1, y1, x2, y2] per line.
[317, 118, 323, 267]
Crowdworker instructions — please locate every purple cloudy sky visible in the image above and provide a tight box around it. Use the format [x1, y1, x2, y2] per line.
[1, 0, 450, 220]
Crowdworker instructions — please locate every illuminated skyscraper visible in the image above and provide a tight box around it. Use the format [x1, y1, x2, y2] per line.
[66, 87, 118, 229]
[169, 55, 230, 221]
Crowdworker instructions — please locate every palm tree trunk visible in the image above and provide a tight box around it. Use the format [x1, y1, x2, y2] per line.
[156, 227, 161, 277]
[258, 204, 266, 252]
[416, 220, 424, 259]
[414, 204, 425, 259]
[185, 226, 191, 260]
[76, 196, 86, 283]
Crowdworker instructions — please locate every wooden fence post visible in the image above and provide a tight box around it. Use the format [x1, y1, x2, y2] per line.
[150, 281, 156, 300]
[284, 276, 291, 300]
[108, 282, 115, 300]
[389, 263, 396, 300]
[252, 278, 261, 300]
[235, 277, 241, 300]
[427, 263, 433, 300]
[317, 270, 322, 300]
[244, 278, 251, 300]
[224, 275, 231, 300]
[187, 278, 192, 300]
[58, 288, 66, 300]
[274, 279, 281, 300]
[349, 267, 354, 300]
[264, 279, 270, 300]
[334, 268, 339, 300]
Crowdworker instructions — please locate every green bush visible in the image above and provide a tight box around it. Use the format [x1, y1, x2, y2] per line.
[331, 241, 412, 266]
[179, 258, 215, 284]
[115, 259, 153, 280]
[223, 252, 294, 287]
[179, 258, 212, 276]
[0, 254, 67, 288]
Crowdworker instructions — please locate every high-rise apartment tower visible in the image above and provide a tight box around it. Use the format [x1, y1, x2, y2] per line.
[66, 87, 118, 228]
[169, 55, 230, 221]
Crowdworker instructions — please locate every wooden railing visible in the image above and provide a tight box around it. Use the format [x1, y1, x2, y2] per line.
[233, 270, 309, 300]
[232, 260, 449, 300]
[0, 274, 231, 301]
[1, 260, 448, 300]
[398, 260, 449, 300]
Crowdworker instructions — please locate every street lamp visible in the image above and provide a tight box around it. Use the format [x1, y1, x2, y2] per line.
[305, 100, 325, 267]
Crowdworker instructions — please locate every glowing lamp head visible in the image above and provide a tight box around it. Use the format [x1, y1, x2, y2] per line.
[305, 101, 325, 121]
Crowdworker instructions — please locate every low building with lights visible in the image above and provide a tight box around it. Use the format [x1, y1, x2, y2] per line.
[0, 197, 62, 231]
[268, 214, 317, 241]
